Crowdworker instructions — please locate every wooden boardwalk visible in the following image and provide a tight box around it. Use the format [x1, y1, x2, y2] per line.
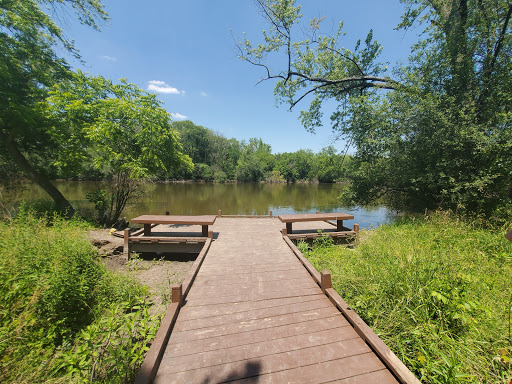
[137, 218, 419, 384]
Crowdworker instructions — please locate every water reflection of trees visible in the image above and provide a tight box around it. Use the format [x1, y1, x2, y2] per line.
[26, 181, 349, 216]
[23, 181, 394, 227]
[136, 182, 347, 216]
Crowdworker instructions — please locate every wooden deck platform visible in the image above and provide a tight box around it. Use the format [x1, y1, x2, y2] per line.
[136, 218, 419, 384]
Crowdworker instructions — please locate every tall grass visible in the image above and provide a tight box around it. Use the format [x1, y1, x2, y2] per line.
[300, 212, 512, 383]
[0, 209, 159, 383]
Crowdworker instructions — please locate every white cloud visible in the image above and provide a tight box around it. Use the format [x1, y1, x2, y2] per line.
[200, 91, 208, 97]
[101, 55, 117, 62]
[171, 113, 187, 120]
[147, 80, 183, 94]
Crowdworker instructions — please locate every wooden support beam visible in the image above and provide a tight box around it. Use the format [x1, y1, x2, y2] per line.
[208, 230, 213, 239]
[282, 227, 287, 236]
[336, 220, 343, 231]
[321, 270, 332, 293]
[172, 284, 183, 306]
[354, 223, 360, 245]
[143, 223, 151, 236]
[269, 210, 273, 218]
[286, 222, 292, 234]
[123, 228, 131, 260]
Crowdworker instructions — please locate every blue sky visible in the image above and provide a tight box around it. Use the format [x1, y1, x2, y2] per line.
[64, 0, 419, 154]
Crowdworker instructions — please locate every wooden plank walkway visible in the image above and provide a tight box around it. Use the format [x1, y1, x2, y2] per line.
[143, 217, 417, 384]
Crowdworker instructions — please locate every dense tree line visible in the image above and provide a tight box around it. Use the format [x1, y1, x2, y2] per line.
[0, 0, 191, 222]
[239, 0, 512, 215]
[165, 120, 352, 183]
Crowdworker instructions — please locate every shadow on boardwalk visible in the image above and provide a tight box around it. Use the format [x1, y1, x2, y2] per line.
[201, 361, 262, 384]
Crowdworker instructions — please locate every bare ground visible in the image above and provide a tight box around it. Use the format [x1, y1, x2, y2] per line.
[87, 229, 196, 316]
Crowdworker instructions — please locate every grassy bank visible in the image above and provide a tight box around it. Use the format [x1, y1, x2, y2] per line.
[0, 210, 159, 383]
[299, 213, 512, 383]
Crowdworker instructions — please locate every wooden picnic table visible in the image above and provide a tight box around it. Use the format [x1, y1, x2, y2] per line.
[278, 212, 354, 234]
[131, 215, 217, 237]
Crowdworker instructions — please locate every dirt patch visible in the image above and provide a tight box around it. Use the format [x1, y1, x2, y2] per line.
[87, 229, 196, 315]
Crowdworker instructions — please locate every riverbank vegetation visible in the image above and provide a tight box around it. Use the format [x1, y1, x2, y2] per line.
[299, 212, 512, 383]
[0, 210, 159, 383]
[239, 0, 512, 216]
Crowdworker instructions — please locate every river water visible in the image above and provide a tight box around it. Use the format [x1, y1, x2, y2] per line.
[22, 181, 396, 228]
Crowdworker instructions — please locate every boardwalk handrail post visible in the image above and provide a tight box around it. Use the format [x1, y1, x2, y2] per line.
[218, 209, 222, 217]
[269, 210, 273, 218]
[172, 284, 183, 306]
[321, 270, 332, 293]
[123, 228, 130, 260]
[354, 223, 360, 244]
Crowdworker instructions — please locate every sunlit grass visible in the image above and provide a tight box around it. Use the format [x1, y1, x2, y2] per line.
[300, 212, 512, 383]
[0, 209, 159, 383]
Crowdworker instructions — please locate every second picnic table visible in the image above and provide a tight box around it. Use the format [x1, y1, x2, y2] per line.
[131, 214, 217, 237]
[277, 212, 354, 234]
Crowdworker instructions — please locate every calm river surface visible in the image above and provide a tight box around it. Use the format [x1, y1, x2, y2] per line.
[23, 181, 396, 228]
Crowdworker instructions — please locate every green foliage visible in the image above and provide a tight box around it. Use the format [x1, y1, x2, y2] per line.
[171, 120, 240, 180]
[240, 0, 512, 215]
[46, 71, 193, 179]
[0, 212, 157, 383]
[266, 170, 286, 183]
[235, 138, 275, 182]
[302, 212, 512, 383]
[56, 300, 159, 383]
[0, 0, 108, 213]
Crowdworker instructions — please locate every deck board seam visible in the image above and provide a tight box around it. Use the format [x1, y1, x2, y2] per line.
[182, 291, 323, 308]
[178, 295, 324, 319]
[162, 349, 376, 381]
[168, 313, 346, 344]
[173, 300, 333, 332]
[165, 335, 364, 375]
[164, 323, 352, 360]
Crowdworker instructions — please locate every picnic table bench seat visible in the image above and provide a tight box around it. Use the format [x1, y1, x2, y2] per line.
[278, 212, 354, 234]
[123, 215, 217, 259]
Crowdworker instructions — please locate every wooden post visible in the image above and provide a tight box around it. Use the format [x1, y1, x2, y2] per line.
[286, 222, 292, 234]
[201, 225, 208, 237]
[143, 223, 151, 236]
[123, 228, 131, 260]
[208, 230, 213, 239]
[321, 270, 332, 293]
[218, 210, 222, 217]
[505, 228, 512, 242]
[336, 220, 343, 231]
[172, 284, 183, 306]
[165, 211, 170, 215]
[354, 223, 360, 244]
[269, 210, 273, 218]
[282, 227, 288, 236]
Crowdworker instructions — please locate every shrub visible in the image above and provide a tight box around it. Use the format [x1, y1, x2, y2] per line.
[301, 212, 512, 383]
[0, 211, 158, 383]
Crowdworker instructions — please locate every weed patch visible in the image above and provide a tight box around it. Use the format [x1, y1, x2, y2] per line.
[0, 211, 159, 383]
[300, 212, 512, 383]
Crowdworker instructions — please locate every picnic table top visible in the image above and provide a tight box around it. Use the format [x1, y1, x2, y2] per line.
[278, 212, 354, 223]
[131, 214, 217, 225]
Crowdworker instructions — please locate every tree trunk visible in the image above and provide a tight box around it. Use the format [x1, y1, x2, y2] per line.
[0, 131, 75, 217]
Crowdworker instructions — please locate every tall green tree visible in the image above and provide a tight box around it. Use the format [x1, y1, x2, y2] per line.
[45, 72, 193, 224]
[239, 0, 512, 213]
[0, 0, 108, 214]
[235, 138, 274, 182]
